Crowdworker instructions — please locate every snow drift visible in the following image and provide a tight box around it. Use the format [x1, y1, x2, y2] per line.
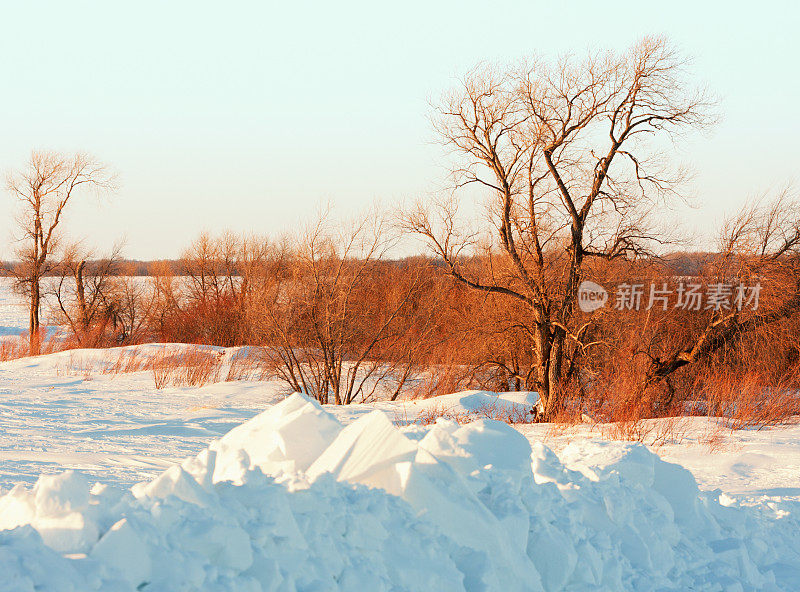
[1, 393, 798, 591]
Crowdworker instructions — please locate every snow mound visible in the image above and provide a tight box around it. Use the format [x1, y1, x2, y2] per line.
[2, 393, 798, 591]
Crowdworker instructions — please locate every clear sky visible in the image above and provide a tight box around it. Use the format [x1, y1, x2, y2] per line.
[1, 0, 798, 260]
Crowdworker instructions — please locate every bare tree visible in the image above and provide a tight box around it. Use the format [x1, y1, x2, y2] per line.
[49, 242, 126, 346]
[6, 151, 116, 353]
[403, 37, 711, 418]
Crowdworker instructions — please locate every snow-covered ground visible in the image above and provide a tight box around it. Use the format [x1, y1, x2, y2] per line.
[0, 346, 536, 491]
[1, 282, 800, 590]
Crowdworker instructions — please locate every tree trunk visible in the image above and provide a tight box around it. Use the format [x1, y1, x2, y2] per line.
[532, 322, 552, 418]
[29, 278, 41, 355]
[545, 331, 566, 419]
[75, 260, 89, 342]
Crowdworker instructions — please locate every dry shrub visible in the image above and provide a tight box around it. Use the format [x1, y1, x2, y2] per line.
[648, 416, 691, 447]
[406, 404, 474, 426]
[57, 353, 95, 381]
[151, 346, 223, 389]
[162, 292, 248, 347]
[395, 401, 536, 427]
[578, 356, 658, 422]
[543, 419, 584, 441]
[599, 416, 690, 448]
[150, 233, 280, 347]
[226, 348, 270, 382]
[258, 215, 444, 405]
[101, 349, 149, 376]
[405, 359, 472, 400]
[63, 346, 231, 389]
[58, 349, 147, 379]
[696, 367, 800, 429]
[581, 354, 696, 445]
[698, 419, 731, 452]
[600, 418, 656, 444]
[473, 401, 537, 424]
[0, 331, 71, 362]
[0, 337, 28, 361]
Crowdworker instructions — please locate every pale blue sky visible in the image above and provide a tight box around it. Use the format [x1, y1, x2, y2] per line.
[1, 0, 798, 259]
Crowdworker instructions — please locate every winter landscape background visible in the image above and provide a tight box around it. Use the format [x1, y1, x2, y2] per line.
[2, 2, 800, 589]
[2, 277, 800, 590]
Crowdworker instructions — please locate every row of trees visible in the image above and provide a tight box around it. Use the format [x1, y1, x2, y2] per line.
[17, 213, 800, 421]
[5, 36, 800, 419]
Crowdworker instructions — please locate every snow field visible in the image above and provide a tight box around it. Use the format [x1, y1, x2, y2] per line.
[2, 393, 798, 591]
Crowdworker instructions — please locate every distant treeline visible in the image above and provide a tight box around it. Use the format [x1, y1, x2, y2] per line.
[0, 252, 715, 278]
[1, 259, 173, 277]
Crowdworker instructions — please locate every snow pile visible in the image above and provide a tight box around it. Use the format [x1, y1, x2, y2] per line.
[1, 393, 798, 591]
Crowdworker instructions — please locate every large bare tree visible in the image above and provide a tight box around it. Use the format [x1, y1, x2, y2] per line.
[6, 151, 116, 354]
[404, 37, 711, 418]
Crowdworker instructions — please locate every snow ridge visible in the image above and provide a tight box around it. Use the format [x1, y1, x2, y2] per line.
[1, 393, 798, 591]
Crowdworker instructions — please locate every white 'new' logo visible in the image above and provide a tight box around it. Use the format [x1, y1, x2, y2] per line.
[578, 281, 607, 312]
